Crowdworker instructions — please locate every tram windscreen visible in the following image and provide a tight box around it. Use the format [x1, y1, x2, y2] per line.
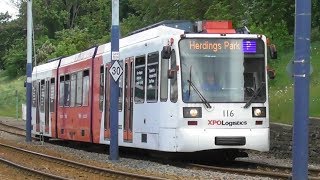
[179, 38, 266, 103]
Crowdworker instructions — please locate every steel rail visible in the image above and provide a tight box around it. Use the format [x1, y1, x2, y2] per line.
[0, 123, 38, 140]
[0, 142, 166, 180]
[2, 119, 320, 179]
[0, 157, 68, 180]
[187, 163, 320, 180]
[238, 159, 320, 178]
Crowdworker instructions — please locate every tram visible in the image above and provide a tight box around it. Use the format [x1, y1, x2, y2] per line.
[31, 20, 276, 155]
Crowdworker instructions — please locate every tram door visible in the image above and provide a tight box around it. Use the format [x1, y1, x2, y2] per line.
[39, 80, 46, 133]
[45, 80, 50, 133]
[104, 63, 111, 139]
[124, 57, 133, 142]
[36, 81, 40, 132]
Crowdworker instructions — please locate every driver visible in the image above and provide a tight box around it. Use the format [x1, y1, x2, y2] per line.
[201, 73, 221, 91]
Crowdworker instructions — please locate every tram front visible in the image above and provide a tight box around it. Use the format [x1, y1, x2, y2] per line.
[177, 34, 270, 152]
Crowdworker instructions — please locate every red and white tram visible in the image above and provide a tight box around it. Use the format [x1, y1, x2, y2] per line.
[32, 20, 275, 155]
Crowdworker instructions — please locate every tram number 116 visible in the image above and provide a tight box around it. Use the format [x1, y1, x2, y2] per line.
[223, 110, 234, 117]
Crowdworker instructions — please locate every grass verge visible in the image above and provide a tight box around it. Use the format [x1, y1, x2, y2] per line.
[268, 41, 320, 124]
[0, 72, 26, 119]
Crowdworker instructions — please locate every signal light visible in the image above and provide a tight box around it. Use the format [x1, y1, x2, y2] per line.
[197, 20, 236, 34]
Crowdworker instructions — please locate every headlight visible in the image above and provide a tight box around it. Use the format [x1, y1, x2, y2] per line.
[252, 107, 266, 117]
[189, 109, 198, 117]
[254, 108, 262, 116]
[183, 107, 202, 118]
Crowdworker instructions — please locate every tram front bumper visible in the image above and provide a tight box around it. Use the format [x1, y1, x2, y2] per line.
[175, 128, 270, 152]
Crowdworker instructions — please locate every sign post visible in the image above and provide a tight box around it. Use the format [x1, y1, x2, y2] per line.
[109, 0, 122, 161]
[26, 0, 33, 142]
[292, 0, 311, 179]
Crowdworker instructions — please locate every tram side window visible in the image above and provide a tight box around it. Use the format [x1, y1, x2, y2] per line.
[59, 76, 64, 106]
[99, 66, 104, 111]
[82, 70, 90, 106]
[70, 73, 77, 107]
[146, 52, 159, 102]
[134, 56, 146, 103]
[40, 80, 45, 112]
[76, 71, 83, 106]
[64, 75, 70, 107]
[32, 81, 37, 107]
[50, 78, 55, 112]
[170, 50, 178, 103]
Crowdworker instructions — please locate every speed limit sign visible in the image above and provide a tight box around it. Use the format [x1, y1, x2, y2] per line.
[109, 61, 123, 82]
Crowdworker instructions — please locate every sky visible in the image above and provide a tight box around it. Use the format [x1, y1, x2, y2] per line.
[0, 0, 19, 18]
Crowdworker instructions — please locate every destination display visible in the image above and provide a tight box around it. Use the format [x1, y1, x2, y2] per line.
[179, 38, 264, 55]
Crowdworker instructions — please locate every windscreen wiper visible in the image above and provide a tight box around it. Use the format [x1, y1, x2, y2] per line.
[243, 82, 265, 109]
[188, 66, 192, 98]
[187, 80, 212, 109]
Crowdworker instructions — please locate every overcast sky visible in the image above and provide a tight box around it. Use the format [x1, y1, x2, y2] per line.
[0, 0, 19, 18]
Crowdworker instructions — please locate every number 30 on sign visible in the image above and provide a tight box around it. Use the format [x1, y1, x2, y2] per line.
[109, 61, 123, 82]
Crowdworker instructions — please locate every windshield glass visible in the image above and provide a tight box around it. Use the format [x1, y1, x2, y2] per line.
[179, 38, 266, 103]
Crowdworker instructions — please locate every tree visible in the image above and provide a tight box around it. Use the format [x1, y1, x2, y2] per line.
[3, 39, 26, 78]
[0, 14, 24, 71]
[31, 0, 68, 39]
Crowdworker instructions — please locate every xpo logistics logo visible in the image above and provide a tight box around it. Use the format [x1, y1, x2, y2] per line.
[208, 120, 247, 127]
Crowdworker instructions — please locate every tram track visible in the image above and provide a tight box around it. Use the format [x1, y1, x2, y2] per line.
[186, 161, 320, 180]
[1, 120, 320, 179]
[0, 122, 26, 136]
[0, 157, 67, 179]
[0, 142, 166, 180]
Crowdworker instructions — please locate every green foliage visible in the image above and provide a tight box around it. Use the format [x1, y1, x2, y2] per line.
[0, 12, 11, 23]
[3, 39, 26, 78]
[32, 0, 69, 38]
[75, 0, 111, 40]
[311, 28, 320, 42]
[35, 38, 56, 64]
[51, 28, 93, 58]
[249, 20, 294, 50]
[269, 85, 294, 124]
[0, 15, 24, 70]
[204, 0, 244, 25]
[269, 41, 320, 124]
[120, 14, 146, 36]
[312, 0, 320, 31]
[0, 72, 26, 118]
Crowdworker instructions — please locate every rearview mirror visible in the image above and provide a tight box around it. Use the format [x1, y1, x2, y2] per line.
[268, 68, 276, 79]
[269, 44, 277, 59]
[161, 46, 171, 59]
[168, 69, 175, 79]
[167, 65, 179, 79]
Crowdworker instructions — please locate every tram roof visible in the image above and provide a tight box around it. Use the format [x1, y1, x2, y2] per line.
[32, 59, 60, 74]
[97, 25, 184, 55]
[59, 47, 97, 67]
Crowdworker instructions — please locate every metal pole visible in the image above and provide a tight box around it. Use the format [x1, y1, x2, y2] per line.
[26, 0, 33, 142]
[16, 90, 18, 120]
[292, 0, 311, 179]
[109, 0, 120, 161]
